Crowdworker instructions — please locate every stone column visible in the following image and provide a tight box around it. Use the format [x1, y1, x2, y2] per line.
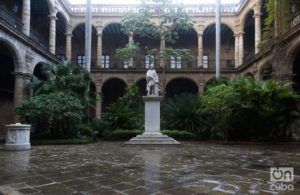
[234, 34, 239, 68]
[254, 10, 262, 54]
[96, 32, 102, 67]
[95, 85, 102, 118]
[197, 33, 203, 68]
[49, 11, 57, 54]
[13, 73, 25, 123]
[160, 37, 165, 68]
[128, 32, 134, 68]
[14, 73, 24, 109]
[22, 0, 31, 36]
[238, 32, 244, 66]
[65, 32, 72, 62]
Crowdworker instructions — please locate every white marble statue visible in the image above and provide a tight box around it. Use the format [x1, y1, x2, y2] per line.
[146, 66, 160, 96]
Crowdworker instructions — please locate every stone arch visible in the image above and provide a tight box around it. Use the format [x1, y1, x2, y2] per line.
[203, 23, 235, 69]
[285, 37, 300, 72]
[0, 38, 22, 72]
[71, 23, 98, 67]
[101, 77, 127, 112]
[165, 77, 199, 99]
[33, 62, 49, 81]
[56, 11, 69, 26]
[101, 22, 123, 34]
[102, 23, 128, 69]
[136, 77, 147, 96]
[0, 40, 19, 137]
[166, 27, 198, 68]
[203, 22, 235, 36]
[56, 12, 68, 58]
[243, 9, 255, 61]
[71, 22, 98, 34]
[240, 7, 255, 32]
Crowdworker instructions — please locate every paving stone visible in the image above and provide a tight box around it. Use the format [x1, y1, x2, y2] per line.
[0, 142, 299, 194]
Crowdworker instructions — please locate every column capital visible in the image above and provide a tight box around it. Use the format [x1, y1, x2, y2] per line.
[253, 12, 262, 18]
[49, 7, 58, 19]
[252, 2, 261, 13]
[65, 32, 73, 37]
[235, 31, 244, 37]
[49, 14, 57, 20]
[197, 32, 203, 37]
[97, 32, 102, 37]
[96, 26, 103, 33]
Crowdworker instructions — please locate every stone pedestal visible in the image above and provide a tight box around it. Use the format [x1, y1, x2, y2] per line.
[126, 96, 180, 145]
[5, 123, 31, 151]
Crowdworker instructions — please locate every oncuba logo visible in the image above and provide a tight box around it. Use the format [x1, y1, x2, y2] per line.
[270, 167, 294, 191]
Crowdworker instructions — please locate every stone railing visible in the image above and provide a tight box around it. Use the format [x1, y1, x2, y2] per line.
[69, 2, 245, 15]
[290, 12, 300, 29]
[30, 31, 49, 50]
[0, 6, 23, 32]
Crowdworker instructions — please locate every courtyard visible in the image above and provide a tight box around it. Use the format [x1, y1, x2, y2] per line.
[0, 142, 299, 194]
[0, 0, 300, 194]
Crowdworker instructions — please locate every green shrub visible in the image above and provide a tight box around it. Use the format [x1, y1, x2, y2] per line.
[16, 92, 84, 138]
[162, 94, 213, 138]
[161, 130, 197, 140]
[103, 102, 141, 130]
[102, 129, 143, 140]
[203, 78, 229, 92]
[91, 118, 111, 137]
[75, 124, 97, 139]
[102, 84, 143, 130]
[202, 77, 300, 141]
[17, 63, 98, 139]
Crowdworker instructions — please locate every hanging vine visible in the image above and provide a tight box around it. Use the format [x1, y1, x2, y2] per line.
[259, 0, 298, 52]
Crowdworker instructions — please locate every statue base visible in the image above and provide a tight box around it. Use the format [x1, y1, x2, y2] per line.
[126, 96, 180, 145]
[5, 123, 31, 151]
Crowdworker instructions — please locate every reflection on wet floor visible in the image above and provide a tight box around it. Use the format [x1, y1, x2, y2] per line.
[0, 142, 299, 194]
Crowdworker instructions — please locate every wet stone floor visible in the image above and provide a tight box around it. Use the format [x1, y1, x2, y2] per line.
[0, 142, 300, 195]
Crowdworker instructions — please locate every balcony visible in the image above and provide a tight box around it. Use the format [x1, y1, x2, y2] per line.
[67, 0, 247, 15]
[89, 56, 235, 71]
[0, 6, 51, 52]
[0, 6, 23, 32]
[30, 31, 49, 50]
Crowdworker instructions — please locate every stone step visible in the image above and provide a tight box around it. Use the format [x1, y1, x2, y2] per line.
[126, 134, 181, 145]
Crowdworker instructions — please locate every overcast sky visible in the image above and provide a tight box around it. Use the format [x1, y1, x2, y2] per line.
[68, 0, 241, 4]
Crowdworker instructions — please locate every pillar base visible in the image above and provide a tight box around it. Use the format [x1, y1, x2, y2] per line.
[126, 133, 180, 145]
[5, 144, 31, 151]
[5, 123, 31, 151]
[126, 95, 180, 145]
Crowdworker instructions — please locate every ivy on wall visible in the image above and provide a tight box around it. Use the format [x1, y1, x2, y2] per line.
[260, 0, 299, 51]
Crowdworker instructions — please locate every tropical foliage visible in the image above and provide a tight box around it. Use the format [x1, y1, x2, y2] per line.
[162, 94, 213, 138]
[16, 64, 98, 138]
[202, 77, 300, 141]
[100, 84, 143, 131]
